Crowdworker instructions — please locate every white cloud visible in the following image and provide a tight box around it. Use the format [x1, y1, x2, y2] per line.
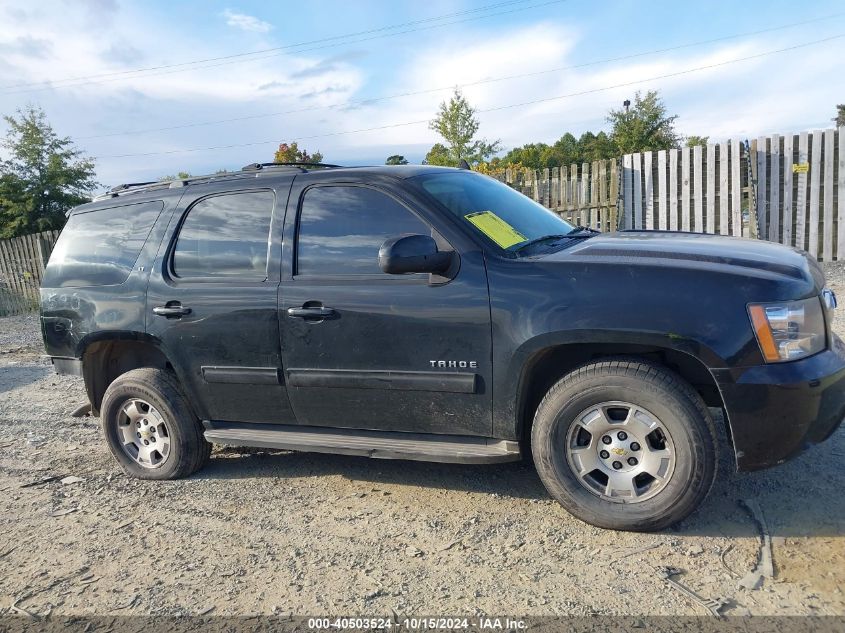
[335, 26, 844, 152]
[1, 1, 842, 188]
[0, 3, 360, 102]
[221, 9, 273, 33]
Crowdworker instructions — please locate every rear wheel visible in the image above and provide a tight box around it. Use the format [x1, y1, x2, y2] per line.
[100, 368, 211, 480]
[531, 359, 717, 531]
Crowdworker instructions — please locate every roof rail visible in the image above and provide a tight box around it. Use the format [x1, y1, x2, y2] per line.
[109, 181, 157, 193]
[241, 162, 343, 171]
[92, 161, 344, 202]
[94, 180, 174, 201]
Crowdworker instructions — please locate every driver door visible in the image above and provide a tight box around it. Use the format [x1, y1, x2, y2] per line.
[278, 179, 493, 437]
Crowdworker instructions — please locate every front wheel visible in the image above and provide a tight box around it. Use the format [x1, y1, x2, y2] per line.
[531, 359, 717, 532]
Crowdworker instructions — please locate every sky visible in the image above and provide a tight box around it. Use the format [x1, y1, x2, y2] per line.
[0, 0, 843, 189]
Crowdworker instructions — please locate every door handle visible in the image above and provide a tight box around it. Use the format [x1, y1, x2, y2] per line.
[153, 304, 192, 318]
[287, 306, 336, 319]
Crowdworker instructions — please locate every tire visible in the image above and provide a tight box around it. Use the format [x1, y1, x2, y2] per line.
[100, 368, 211, 480]
[531, 359, 717, 532]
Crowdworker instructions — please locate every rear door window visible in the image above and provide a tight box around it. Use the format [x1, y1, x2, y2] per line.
[43, 200, 164, 288]
[172, 191, 275, 280]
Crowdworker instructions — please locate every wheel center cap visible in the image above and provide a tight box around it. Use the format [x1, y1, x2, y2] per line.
[598, 435, 642, 472]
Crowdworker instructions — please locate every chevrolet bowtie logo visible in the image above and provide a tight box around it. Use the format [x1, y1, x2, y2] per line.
[611, 447, 627, 456]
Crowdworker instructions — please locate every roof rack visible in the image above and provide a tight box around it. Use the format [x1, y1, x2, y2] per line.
[93, 180, 177, 201]
[241, 162, 343, 171]
[92, 162, 344, 202]
[110, 181, 157, 192]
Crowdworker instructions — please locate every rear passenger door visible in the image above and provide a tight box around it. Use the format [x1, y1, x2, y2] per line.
[146, 186, 296, 425]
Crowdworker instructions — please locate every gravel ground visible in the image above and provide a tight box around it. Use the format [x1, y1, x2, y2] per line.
[1, 264, 845, 618]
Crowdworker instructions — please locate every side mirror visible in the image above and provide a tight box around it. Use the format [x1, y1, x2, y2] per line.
[378, 234, 454, 275]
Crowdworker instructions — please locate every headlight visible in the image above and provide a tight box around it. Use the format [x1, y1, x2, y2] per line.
[748, 297, 826, 363]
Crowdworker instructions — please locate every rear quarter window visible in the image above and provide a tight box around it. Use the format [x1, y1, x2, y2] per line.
[42, 200, 165, 288]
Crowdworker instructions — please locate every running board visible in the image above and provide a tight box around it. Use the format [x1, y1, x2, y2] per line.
[203, 421, 521, 464]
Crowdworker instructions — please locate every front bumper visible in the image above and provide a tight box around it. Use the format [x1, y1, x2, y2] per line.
[713, 334, 845, 471]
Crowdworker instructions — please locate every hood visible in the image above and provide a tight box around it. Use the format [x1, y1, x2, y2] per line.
[539, 230, 825, 288]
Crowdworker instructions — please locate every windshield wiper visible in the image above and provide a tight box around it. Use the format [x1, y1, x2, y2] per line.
[567, 225, 601, 236]
[512, 234, 571, 253]
[513, 228, 599, 254]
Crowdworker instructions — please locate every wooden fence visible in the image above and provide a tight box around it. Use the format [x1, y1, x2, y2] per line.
[493, 144, 752, 237]
[0, 230, 60, 317]
[619, 139, 752, 237]
[496, 127, 843, 257]
[497, 139, 754, 237]
[501, 160, 619, 231]
[753, 128, 844, 260]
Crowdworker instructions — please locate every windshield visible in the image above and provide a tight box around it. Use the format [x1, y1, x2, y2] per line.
[411, 171, 574, 252]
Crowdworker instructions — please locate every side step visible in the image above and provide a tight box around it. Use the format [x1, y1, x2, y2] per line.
[203, 421, 521, 465]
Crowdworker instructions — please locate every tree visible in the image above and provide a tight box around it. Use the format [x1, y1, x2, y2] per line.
[385, 155, 408, 165]
[497, 131, 618, 170]
[578, 131, 617, 162]
[475, 159, 524, 176]
[273, 141, 323, 164]
[607, 91, 680, 154]
[498, 142, 556, 169]
[423, 143, 451, 166]
[551, 132, 583, 165]
[158, 171, 191, 182]
[0, 105, 97, 238]
[426, 89, 500, 166]
[835, 104, 845, 127]
[685, 135, 709, 148]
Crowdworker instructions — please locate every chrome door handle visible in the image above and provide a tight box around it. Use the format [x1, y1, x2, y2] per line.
[153, 305, 192, 318]
[287, 307, 335, 319]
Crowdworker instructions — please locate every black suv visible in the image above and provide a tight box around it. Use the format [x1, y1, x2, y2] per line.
[40, 163, 845, 531]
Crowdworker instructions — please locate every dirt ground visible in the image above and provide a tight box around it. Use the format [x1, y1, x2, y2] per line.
[2, 263, 845, 619]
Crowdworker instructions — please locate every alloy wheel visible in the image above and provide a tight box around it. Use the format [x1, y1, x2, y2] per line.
[115, 398, 171, 469]
[565, 401, 676, 503]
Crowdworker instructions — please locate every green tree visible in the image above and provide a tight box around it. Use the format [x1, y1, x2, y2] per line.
[385, 155, 408, 165]
[685, 135, 709, 148]
[607, 91, 680, 154]
[835, 104, 845, 127]
[0, 105, 97, 238]
[551, 132, 583, 165]
[426, 89, 500, 166]
[423, 143, 451, 166]
[578, 131, 617, 162]
[499, 142, 555, 169]
[497, 131, 618, 170]
[273, 141, 323, 164]
[158, 171, 191, 182]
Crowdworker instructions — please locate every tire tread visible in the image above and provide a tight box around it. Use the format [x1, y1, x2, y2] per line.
[101, 368, 211, 480]
[531, 358, 717, 531]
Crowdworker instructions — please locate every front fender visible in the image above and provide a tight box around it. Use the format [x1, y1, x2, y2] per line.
[491, 328, 725, 439]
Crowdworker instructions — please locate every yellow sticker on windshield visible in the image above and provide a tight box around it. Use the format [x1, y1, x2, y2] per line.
[464, 211, 527, 249]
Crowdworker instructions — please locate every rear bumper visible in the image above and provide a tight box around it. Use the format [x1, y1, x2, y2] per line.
[714, 334, 845, 471]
